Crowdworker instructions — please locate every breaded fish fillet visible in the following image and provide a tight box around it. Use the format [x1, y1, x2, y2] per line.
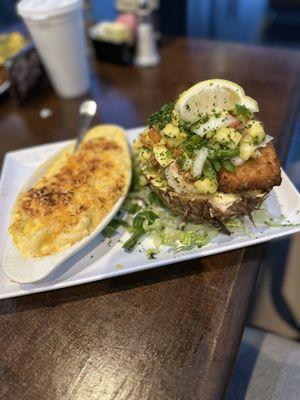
[218, 144, 281, 193]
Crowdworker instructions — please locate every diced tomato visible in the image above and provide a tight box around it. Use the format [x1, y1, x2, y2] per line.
[148, 128, 162, 143]
[172, 147, 182, 157]
[228, 119, 240, 128]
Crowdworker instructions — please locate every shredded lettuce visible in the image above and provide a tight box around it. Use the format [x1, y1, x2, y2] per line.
[251, 207, 300, 228]
[102, 219, 129, 238]
[103, 161, 298, 254]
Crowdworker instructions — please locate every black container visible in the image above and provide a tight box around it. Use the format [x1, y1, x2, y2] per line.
[5, 44, 49, 104]
[91, 38, 135, 65]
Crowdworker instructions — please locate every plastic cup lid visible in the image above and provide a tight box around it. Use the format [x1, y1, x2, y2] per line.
[17, 0, 82, 20]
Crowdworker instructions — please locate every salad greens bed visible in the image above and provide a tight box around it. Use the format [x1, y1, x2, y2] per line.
[102, 161, 294, 258]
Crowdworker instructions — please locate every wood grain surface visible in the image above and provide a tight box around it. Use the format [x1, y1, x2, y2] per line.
[0, 38, 300, 400]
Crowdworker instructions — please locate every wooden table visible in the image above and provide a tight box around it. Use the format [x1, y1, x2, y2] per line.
[0, 38, 299, 400]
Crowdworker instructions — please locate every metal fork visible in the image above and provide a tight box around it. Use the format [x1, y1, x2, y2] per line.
[74, 100, 97, 151]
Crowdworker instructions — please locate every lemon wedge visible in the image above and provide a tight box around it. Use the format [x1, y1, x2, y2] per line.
[175, 79, 259, 122]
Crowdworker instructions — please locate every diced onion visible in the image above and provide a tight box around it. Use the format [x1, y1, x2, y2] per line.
[192, 148, 208, 177]
[165, 162, 198, 194]
[231, 156, 245, 166]
[257, 134, 273, 148]
[231, 135, 273, 166]
[192, 114, 237, 137]
[254, 150, 262, 158]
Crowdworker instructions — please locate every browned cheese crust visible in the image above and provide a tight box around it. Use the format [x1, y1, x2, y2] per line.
[19, 139, 125, 220]
[218, 144, 282, 193]
[10, 133, 130, 257]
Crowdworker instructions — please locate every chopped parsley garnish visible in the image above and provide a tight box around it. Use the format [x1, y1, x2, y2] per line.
[181, 134, 205, 156]
[148, 102, 174, 130]
[235, 104, 252, 119]
[178, 120, 194, 135]
[146, 248, 157, 259]
[191, 114, 209, 128]
[179, 114, 210, 136]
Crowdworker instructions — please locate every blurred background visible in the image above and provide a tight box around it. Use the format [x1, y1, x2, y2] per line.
[2, 0, 300, 48]
[0, 0, 300, 398]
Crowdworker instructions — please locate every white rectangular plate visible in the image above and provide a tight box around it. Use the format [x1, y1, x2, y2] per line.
[1, 127, 300, 300]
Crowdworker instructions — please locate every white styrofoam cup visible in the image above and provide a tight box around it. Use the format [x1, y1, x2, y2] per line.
[17, 0, 90, 98]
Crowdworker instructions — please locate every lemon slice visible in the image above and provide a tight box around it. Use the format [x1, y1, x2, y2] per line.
[175, 79, 259, 123]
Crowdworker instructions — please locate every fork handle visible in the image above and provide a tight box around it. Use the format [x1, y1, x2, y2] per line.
[74, 113, 94, 151]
